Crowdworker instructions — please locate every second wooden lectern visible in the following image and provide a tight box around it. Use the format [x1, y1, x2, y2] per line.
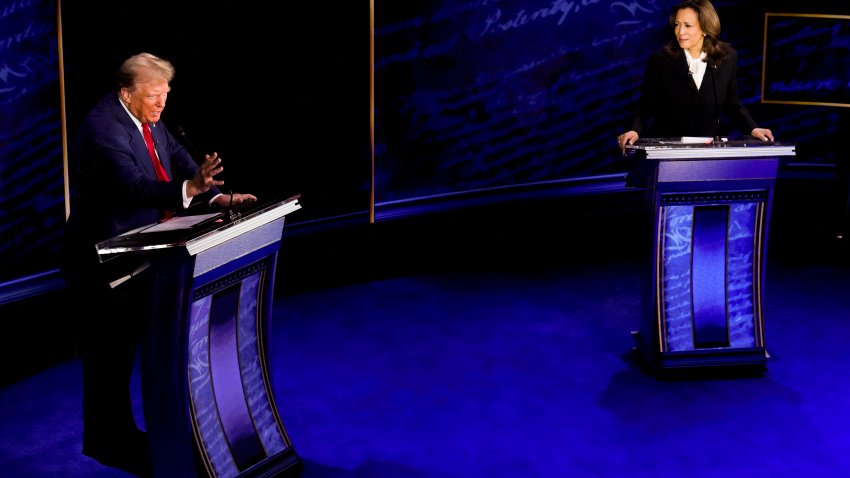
[625, 139, 795, 373]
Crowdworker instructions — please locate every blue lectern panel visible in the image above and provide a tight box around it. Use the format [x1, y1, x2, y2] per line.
[188, 294, 238, 477]
[660, 193, 765, 352]
[209, 284, 266, 469]
[187, 255, 290, 478]
[692, 206, 730, 348]
[727, 202, 761, 349]
[661, 205, 695, 352]
[237, 274, 288, 455]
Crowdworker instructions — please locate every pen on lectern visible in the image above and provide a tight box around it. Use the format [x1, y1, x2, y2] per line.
[108, 261, 151, 289]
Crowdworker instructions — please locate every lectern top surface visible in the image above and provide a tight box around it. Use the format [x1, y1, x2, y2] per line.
[626, 137, 796, 160]
[95, 195, 301, 260]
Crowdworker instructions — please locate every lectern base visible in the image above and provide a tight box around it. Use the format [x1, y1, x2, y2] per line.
[631, 331, 767, 377]
[238, 448, 303, 478]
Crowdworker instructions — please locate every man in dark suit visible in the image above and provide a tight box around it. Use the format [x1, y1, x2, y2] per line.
[617, 0, 774, 151]
[64, 52, 255, 476]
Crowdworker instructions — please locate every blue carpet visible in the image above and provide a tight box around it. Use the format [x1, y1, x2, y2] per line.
[3, 252, 848, 477]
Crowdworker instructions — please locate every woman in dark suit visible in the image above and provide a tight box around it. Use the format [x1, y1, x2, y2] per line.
[617, 0, 774, 152]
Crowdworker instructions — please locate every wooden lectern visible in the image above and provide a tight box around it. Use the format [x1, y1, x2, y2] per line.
[96, 196, 302, 477]
[625, 139, 795, 373]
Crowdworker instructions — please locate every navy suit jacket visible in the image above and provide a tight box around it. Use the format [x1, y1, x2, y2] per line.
[65, 93, 218, 276]
[629, 44, 759, 138]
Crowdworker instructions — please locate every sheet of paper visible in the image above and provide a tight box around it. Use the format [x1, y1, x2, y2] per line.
[681, 136, 727, 143]
[140, 212, 222, 233]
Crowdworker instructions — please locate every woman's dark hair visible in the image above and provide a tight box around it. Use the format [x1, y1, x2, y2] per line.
[663, 0, 731, 65]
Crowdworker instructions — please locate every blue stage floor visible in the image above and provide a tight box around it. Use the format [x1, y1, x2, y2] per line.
[2, 249, 849, 477]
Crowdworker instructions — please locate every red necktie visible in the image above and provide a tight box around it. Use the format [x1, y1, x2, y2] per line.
[142, 123, 170, 182]
[143, 123, 172, 219]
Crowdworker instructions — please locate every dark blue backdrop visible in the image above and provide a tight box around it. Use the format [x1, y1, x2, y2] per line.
[373, 0, 850, 206]
[0, 0, 64, 285]
[374, 0, 664, 203]
[2, 0, 849, 287]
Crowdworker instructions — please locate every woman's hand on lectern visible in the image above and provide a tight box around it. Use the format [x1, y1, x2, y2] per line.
[751, 128, 774, 142]
[618, 131, 639, 154]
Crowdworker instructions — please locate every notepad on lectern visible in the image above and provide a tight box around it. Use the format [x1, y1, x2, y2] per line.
[140, 212, 223, 233]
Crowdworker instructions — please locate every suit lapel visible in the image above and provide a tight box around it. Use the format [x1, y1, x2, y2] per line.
[709, 61, 726, 100]
[109, 96, 159, 180]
